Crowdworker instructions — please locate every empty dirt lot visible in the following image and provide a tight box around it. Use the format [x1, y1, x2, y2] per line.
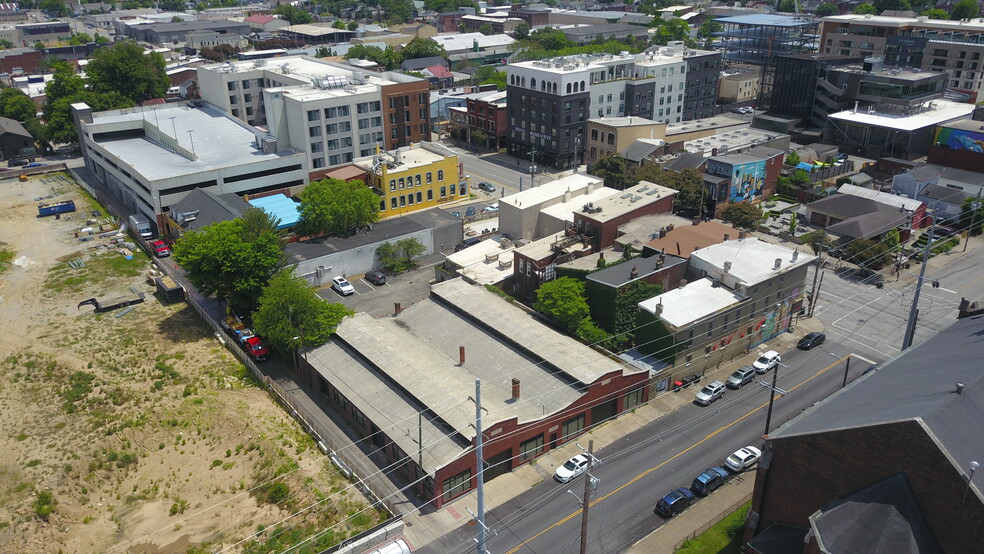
[0, 173, 384, 553]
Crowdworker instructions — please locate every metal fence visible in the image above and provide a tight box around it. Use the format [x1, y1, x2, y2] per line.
[671, 492, 752, 551]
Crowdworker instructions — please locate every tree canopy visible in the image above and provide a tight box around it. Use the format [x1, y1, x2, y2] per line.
[588, 154, 631, 190]
[815, 3, 839, 16]
[86, 42, 169, 103]
[513, 22, 530, 40]
[534, 277, 591, 333]
[172, 210, 289, 313]
[852, 3, 878, 14]
[951, 0, 980, 19]
[720, 201, 763, 229]
[843, 238, 890, 270]
[296, 178, 380, 238]
[920, 8, 949, 18]
[252, 270, 353, 353]
[424, 0, 477, 11]
[43, 61, 135, 144]
[401, 38, 448, 60]
[473, 65, 506, 90]
[376, 238, 426, 273]
[273, 4, 312, 25]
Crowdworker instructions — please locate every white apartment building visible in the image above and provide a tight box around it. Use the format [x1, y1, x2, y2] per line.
[820, 14, 984, 93]
[196, 56, 432, 178]
[505, 42, 715, 169]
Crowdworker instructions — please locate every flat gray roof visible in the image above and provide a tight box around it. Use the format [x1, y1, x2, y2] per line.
[84, 103, 299, 182]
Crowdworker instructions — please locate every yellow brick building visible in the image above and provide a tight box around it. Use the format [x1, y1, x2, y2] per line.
[354, 142, 465, 218]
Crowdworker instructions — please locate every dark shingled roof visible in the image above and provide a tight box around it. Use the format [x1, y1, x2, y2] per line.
[168, 188, 251, 232]
[809, 474, 940, 554]
[772, 314, 984, 480]
[663, 151, 707, 172]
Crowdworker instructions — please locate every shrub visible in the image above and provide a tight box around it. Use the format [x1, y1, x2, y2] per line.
[33, 490, 56, 521]
[266, 481, 290, 504]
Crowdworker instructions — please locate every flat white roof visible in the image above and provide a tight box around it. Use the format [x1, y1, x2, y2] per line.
[576, 181, 676, 223]
[539, 187, 620, 222]
[200, 55, 405, 88]
[691, 237, 815, 287]
[446, 238, 516, 285]
[638, 277, 745, 328]
[685, 128, 786, 154]
[430, 32, 515, 51]
[828, 101, 975, 132]
[838, 183, 923, 212]
[822, 13, 984, 31]
[84, 104, 299, 181]
[499, 173, 603, 208]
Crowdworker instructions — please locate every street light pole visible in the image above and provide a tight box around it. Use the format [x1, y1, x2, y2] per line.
[579, 440, 594, 554]
[761, 362, 788, 436]
[832, 352, 852, 388]
[963, 191, 981, 253]
[902, 217, 937, 350]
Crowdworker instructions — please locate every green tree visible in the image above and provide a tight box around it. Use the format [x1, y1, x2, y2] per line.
[252, 270, 353, 353]
[376, 237, 427, 272]
[274, 4, 312, 24]
[348, 21, 359, 31]
[0, 88, 40, 122]
[784, 150, 801, 167]
[852, 3, 878, 14]
[332, 20, 347, 29]
[172, 218, 289, 313]
[576, 316, 608, 345]
[720, 201, 763, 229]
[33, 490, 56, 521]
[534, 277, 590, 333]
[474, 65, 506, 90]
[951, 0, 980, 19]
[697, 18, 721, 38]
[815, 2, 839, 16]
[920, 8, 949, 17]
[45, 89, 134, 144]
[801, 230, 832, 255]
[158, 0, 187, 10]
[530, 27, 573, 50]
[315, 46, 330, 58]
[296, 178, 381, 237]
[588, 154, 631, 190]
[401, 38, 447, 60]
[791, 168, 811, 184]
[39, 0, 67, 17]
[69, 33, 93, 45]
[874, 0, 910, 12]
[478, 23, 494, 36]
[788, 212, 798, 235]
[423, 0, 478, 11]
[641, 167, 705, 214]
[513, 22, 530, 40]
[844, 238, 890, 269]
[86, 41, 169, 103]
[94, 33, 110, 45]
[649, 19, 690, 45]
[959, 194, 984, 236]
[347, 44, 402, 69]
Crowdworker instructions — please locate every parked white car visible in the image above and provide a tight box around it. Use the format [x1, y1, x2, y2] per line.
[725, 446, 762, 472]
[554, 454, 590, 483]
[331, 276, 355, 296]
[753, 351, 781, 374]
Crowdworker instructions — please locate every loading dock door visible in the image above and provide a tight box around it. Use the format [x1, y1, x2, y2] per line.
[591, 398, 617, 426]
[483, 448, 513, 482]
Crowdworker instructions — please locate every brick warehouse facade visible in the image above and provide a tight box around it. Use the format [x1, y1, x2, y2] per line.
[292, 280, 652, 509]
[381, 80, 432, 149]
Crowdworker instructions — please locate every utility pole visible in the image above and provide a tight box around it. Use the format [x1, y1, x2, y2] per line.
[529, 148, 537, 188]
[963, 190, 982, 253]
[468, 379, 491, 554]
[808, 270, 824, 319]
[902, 217, 937, 351]
[573, 136, 581, 173]
[808, 228, 825, 316]
[841, 355, 851, 388]
[579, 440, 594, 554]
[761, 363, 788, 436]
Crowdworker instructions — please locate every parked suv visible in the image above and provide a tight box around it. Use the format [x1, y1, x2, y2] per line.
[655, 487, 695, 518]
[477, 182, 496, 192]
[753, 351, 781, 374]
[726, 366, 756, 389]
[695, 380, 726, 406]
[691, 467, 730, 497]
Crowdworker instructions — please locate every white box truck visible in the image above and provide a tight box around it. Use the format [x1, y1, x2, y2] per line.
[128, 214, 153, 239]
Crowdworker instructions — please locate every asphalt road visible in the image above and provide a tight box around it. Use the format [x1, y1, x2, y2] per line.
[810, 241, 984, 362]
[444, 143, 557, 195]
[420, 340, 875, 554]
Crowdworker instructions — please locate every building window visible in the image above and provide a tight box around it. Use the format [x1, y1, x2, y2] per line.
[311, 142, 323, 153]
[391, 197, 398, 209]
[427, 189, 433, 200]
[519, 435, 544, 461]
[312, 157, 324, 168]
[227, 82, 236, 91]
[437, 170, 444, 181]
[309, 126, 321, 138]
[562, 415, 584, 440]
[440, 186, 446, 197]
[442, 469, 472, 502]
[685, 353, 693, 365]
[308, 109, 319, 122]
[624, 389, 644, 410]
[389, 180, 396, 191]
[352, 407, 366, 428]
[426, 172, 432, 183]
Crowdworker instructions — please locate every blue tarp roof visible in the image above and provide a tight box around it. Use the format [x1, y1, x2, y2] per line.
[796, 162, 815, 172]
[248, 195, 299, 229]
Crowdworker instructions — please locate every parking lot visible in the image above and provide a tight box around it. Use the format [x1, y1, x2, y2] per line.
[316, 259, 442, 317]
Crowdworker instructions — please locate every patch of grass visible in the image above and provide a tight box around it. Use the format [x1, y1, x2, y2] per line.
[15, 433, 28, 441]
[26, 460, 41, 468]
[33, 490, 57, 521]
[61, 371, 96, 413]
[0, 245, 14, 275]
[676, 502, 750, 554]
[44, 248, 148, 294]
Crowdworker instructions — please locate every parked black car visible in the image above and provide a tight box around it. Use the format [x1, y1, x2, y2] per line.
[655, 487, 695, 518]
[366, 270, 386, 285]
[691, 467, 730, 497]
[797, 332, 826, 350]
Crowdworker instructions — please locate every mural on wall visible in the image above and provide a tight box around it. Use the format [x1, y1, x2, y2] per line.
[729, 159, 767, 204]
[936, 126, 984, 153]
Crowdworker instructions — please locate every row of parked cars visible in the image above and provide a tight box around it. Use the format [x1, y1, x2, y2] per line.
[693, 350, 783, 406]
[655, 446, 762, 518]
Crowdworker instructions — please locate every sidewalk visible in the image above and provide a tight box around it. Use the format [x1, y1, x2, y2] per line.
[402, 317, 825, 552]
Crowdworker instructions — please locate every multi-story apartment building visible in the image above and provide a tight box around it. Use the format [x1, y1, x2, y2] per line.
[819, 14, 984, 95]
[684, 50, 723, 120]
[197, 56, 431, 178]
[353, 142, 464, 218]
[505, 42, 718, 169]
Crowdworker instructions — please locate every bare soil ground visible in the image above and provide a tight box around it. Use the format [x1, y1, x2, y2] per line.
[0, 173, 384, 553]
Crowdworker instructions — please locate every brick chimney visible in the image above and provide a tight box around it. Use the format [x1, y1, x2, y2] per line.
[511, 378, 520, 400]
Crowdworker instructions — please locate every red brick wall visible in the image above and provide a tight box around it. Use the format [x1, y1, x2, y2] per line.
[761, 153, 784, 199]
[927, 144, 984, 172]
[576, 195, 675, 250]
[434, 368, 650, 507]
[381, 80, 432, 149]
[747, 422, 984, 552]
